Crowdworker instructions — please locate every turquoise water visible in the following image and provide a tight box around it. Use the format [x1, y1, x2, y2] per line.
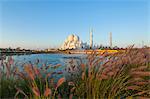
[10, 53, 86, 80]
[12, 53, 85, 65]
[13, 54, 85, 71]
[0, 53, 86, 81]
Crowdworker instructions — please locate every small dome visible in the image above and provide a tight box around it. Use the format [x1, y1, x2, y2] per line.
[68, 34, 74, 41]
[74, 35, 79, 41]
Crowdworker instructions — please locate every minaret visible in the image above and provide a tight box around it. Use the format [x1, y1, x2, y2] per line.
[90, 28, 93, 49]
[142, 40, 144, 48]
[109, 32, 112, 48]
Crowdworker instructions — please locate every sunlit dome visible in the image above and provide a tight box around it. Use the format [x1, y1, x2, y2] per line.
[61, 34, 82, 50]
[74, 35, 79, 42]
[68, 34, 74, 41]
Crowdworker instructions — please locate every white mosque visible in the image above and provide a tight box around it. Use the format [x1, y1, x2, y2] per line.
[60, 29, 114, 50]
[60, 34, 83, 50]
[60, 29, 93, 50]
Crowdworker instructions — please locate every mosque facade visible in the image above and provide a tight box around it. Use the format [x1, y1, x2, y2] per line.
[60, 34, 82, 50]
[60, 29, 93, 50]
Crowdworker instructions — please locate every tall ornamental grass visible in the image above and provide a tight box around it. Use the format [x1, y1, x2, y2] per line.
[0, 47, 150, 98]
[67, 48, 150, 98]
[0, 57, 65, 98]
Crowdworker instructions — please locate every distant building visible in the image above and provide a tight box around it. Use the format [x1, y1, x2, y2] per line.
[60, 34, 82, 50]
[60, 28, 95, 50]
[109, 32, 112, 48]
[90, 28, 93, 49]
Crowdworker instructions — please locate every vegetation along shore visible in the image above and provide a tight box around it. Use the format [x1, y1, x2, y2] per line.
[0, 47, 150, 98]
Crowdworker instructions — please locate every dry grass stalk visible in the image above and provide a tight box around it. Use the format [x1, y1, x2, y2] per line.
[44, 88, 51, 97]
[8, 56, 14, 65]
[68, 82, 75, 86]
[15, 87, 28, 98]
[136, 97, 150, 99]
[32, 87, 40, 96]
[82, 72, 85, 80]
[33, 67, 40, 76]
[133, 81, 149, 85]
[52, 64, 61, 69]
[56, 77, 65, 88]
[131, 66, 148, 72]
[136, 90, 149, 96]
[80, 63, 85, 71]
[131, 71, 150, 77]
[100, 74, 108, 80]
[127, 86, 140, 90]
[24, 65, 35, 80]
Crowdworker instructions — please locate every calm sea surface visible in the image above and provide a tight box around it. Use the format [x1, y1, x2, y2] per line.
[9, 53, 86, 72]
[9, 53, 86, 80]
[12, 53, 85, 65]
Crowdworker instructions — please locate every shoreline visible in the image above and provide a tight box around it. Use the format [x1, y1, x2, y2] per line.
[0, 49, 121, 56]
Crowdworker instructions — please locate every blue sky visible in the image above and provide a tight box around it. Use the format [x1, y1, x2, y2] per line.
[0, 0, 149, 49]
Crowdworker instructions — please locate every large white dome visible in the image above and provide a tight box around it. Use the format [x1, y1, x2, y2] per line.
[61, 34, 82, 50]
[68, 34, 74, 41]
